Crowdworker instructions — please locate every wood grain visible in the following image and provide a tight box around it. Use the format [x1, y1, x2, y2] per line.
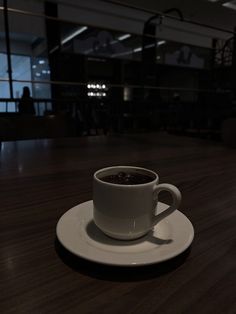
[0, 133, 236, 314]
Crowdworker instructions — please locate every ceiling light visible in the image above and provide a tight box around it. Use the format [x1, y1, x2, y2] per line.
[49, 45, 59, 54]
[222, 1, 236, 10]
[61, 26, 88, 45]
[157, 40, 166, 46]
[117, 34, 131, 41]
[133, 47, 142, 53]
[145, 44, 155, 49]
[39, 60, 45, 64]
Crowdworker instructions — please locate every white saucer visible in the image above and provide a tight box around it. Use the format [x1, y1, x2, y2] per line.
[56, 200, 194, 267]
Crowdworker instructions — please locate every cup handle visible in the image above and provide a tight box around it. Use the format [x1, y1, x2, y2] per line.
[152, 183, 182, 227]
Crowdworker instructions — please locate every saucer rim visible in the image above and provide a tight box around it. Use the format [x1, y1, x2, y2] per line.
[56, 200, 194, 267]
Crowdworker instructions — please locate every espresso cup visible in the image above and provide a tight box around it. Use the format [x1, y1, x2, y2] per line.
[93, 166, 181, 240]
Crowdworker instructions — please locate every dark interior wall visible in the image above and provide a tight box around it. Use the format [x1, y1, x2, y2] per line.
[158, 65, 200, 102]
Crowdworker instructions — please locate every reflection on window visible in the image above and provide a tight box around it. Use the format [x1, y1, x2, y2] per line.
[87, 83, 107, 98]
[124, 87, 132, 101]
[31, 57, 51, 98]
[73, 29, 141, 61]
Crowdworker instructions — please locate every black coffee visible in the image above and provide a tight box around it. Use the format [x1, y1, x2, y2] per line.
[100, 171, 154, 185]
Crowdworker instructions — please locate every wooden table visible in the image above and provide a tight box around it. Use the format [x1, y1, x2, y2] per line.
[1, 132, 236, 313]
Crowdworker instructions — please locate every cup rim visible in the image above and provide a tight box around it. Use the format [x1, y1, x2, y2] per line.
[94, 166, 158, 187]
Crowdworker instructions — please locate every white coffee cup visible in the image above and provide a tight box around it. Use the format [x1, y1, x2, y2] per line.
[93, 166, 181, 240]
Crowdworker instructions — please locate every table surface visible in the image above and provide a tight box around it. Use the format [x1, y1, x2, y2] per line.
[1, 132, 236, 314]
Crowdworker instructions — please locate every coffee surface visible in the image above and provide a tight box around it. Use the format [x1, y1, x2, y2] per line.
[100, 171, 154, 185]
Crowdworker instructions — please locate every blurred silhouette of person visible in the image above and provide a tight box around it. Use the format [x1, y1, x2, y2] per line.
[18, 86, 35, 115]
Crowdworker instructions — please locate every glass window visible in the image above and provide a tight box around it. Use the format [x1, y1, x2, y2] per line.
[7, 102, 17, 112]
[12, 54, 32, 98]
[0, 53, 10, 99]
